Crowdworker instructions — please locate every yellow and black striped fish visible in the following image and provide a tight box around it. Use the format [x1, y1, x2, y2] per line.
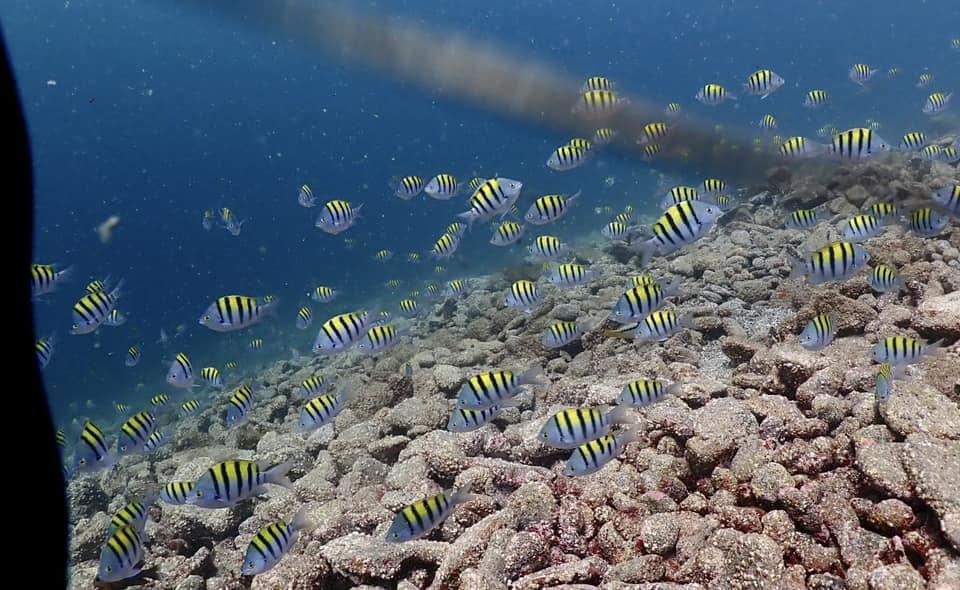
[617, 379, 677, 407]
[99, 525, 144, 582]
[922, 92, 951, 114]
[445, 279, 467, 298]
[869, 264, 900, 293]
[528, 235, 568, 260]
[490, 220, 524, 246]
[573, 89, 626, 117]
[744, 68, 785, 98]
[539, 406, 633, 448]
[664, 102, 681, 117]
[541, 321, 585, 349]
[458, 178, 524, 225]
[505, 280, 541, 311]
[241, 510, 313, 575]
[849, 63, 878, 85]
[431, 233, 460, 259]
[827, 128, 890, 159]
[199, 295, 273, 332]
[546, 144, 589, 171]
[296, 305, 313, 329]
[358, 324, 401, 354]
[299, 388, 352, 431]
[899, 131, 926, 150]
[118, 410, 157, 455]
[161, 481, 195, 505]
[905, 207, 949, 236]
[641, 122, 669, 144]
[581, 75, 614, 92]
[790, 240, 870, 284]
[180, 399, 202, 417]
[592, 127, 616, 144]
[425, 174, 460, 200]
[779, 136, 820, 158]
[189, 459, 292, 507]
[872, 336, 941, 365]
[124, 344, 140, 367]
[393, 175, 425, 200]
[71, 282, 123, 335]
[696, 83, 735, 105]
[315, 199, 362, 234]
[200, 366, 223, 388]
[299, 375, 327, 398]
[524, 192, 581, 224]
[150, 393, 170, 408]
[36, 333, 56, 369]
[31, 263, 73, 298]
[75, 419, 111, 471]
[385, 485, 476, 542]
[547, 263, 593, 287]
[313, 310, 374, 353]
[249, 338, 264, 350]
[226, 384, 255, 427]
[109, 499, 150, 532]
[308, 285, 337, 303]
[803, 89, 828, 108]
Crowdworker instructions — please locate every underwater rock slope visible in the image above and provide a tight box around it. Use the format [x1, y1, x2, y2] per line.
[69, 160, 959, 589]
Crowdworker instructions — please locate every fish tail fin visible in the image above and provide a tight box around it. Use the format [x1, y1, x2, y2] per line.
[517, 363, 546, 386]
[457, 210, 479, 227]
[618, 425, 643, 450]
[661, 277, 683, 298]
[263, 460, 294, 489]
[57, 265, 74, 283]
[109, 278, 125, 300]
[637, 239, 657, 268]
[290, 506, 317, 534]
[788, 257, 808, 280]
[606, 404, 638, 425]
[449, 481, 480, 506]
[925, 338, 947, 358]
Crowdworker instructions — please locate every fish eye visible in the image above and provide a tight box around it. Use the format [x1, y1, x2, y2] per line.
[392, 532, 400, 539]
[196, 491, 203, 497]
[105, 566, 112, 573]
[79, 458, 87, 466]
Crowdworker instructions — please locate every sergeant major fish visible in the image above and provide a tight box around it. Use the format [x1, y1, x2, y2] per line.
[564, 429, 640, 476]
[187, 459, 293, 507]
[312, 310, 376, 353]
[385, 484, 478, 542]
[798, 313, 836, 351]
[241, 509, 315, 576]
[71, 280, 124, 335]
[456, 365, 545, 410]
[637, 201, 724, 267]
[790, 241, 870, 284]
[31, 263, 72, 298]
[199, 295, 276, 332]
[538, 406, 635, 449]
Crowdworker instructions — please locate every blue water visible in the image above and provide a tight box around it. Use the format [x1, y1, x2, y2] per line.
[4, 0, 957, 422]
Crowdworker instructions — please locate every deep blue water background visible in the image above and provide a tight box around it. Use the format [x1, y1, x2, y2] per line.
[3, 0, 957, 424]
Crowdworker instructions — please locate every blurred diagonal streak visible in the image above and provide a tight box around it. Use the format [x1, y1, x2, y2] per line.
[187, 0, 778, 178]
